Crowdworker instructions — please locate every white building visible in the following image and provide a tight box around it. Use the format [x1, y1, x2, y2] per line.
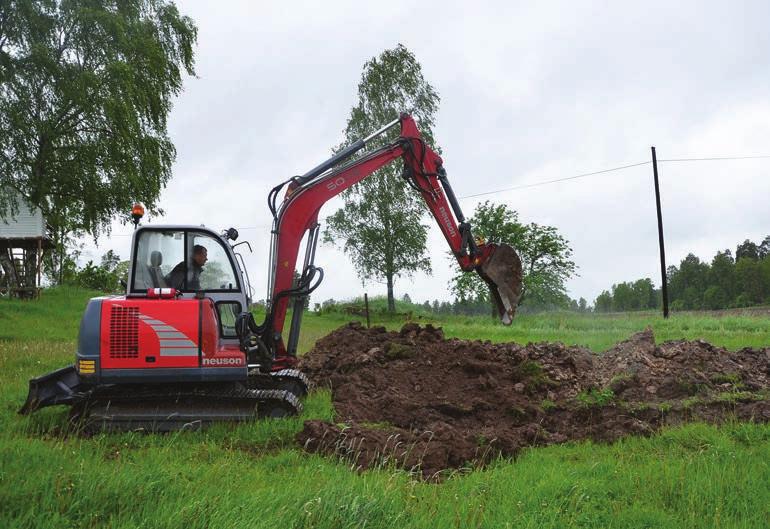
[0, 195, 51, 298]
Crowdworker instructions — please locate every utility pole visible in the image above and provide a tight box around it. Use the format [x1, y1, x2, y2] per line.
[651, 146, 669, 318]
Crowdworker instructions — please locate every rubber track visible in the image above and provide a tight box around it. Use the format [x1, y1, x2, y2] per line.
[247, 369, 311, 396]
[73, 383, 302, 432]
[271, 369, 312, 391]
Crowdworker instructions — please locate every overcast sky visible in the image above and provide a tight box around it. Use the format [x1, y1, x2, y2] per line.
[80, 0, 770, 306]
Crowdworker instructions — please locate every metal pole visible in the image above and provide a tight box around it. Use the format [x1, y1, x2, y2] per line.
[364, 293, 370, 328]
[298, 117, 401, 185]
[362, 117, 400, 143]
[651, 146, 669, 318]
[36, 238, 42, 299]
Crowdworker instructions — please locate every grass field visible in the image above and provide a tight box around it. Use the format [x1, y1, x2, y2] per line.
[1, 288, 769, 528]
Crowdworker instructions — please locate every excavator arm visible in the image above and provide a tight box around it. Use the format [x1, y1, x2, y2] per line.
[248, 113, 523, 370]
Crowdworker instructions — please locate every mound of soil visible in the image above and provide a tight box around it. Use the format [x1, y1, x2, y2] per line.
[296, 322, 770, 479]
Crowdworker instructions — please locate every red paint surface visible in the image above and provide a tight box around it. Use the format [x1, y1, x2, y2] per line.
[100, 298, 198, 369]
[100, 297, 245, 370]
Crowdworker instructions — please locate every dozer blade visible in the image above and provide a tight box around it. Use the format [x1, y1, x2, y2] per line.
[20, 365, 84, 414]
[477, 243, 523, 325]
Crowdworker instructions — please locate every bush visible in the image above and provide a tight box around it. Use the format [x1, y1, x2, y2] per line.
[73, 261, 120, 292]
[703, 286, 728, 310]
[733, 294, 752, 308]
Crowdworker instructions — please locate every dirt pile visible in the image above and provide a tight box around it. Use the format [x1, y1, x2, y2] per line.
[296, 322, 770, 478]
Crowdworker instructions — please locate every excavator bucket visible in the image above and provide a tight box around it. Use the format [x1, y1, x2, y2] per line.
[477, 244, 524, 325]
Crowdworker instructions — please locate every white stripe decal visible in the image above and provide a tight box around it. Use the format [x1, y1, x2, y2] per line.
[138, 313, 198, 357]
[156, 331, 189, 339]
[150, 325, 177, 332]
[160, 348, 200, 357]
[159, 340, 196, 348]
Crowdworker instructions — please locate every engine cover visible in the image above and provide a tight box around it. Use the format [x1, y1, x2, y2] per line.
[75, 296, 246, 384]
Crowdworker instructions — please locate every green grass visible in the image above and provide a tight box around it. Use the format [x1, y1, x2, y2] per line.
[576, 388, 616, 408]
[312, 296, 770, 352]
[4, 287, 770, 351]
[0, 286, 100, 342]
[1, 288, 769, 528]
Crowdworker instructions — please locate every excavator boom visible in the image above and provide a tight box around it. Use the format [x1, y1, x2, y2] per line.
[263, 113, 524, 366]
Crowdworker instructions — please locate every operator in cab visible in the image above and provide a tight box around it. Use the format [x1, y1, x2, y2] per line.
[165, 244, 207, 290]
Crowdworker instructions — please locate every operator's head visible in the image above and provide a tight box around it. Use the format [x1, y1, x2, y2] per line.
[192, 245, 208, 267]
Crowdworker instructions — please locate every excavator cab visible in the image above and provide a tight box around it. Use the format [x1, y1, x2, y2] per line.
[130, 227, 247, 295]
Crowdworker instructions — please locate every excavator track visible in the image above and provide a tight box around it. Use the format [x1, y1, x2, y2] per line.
[71, 383, 302, 433]
[247, 368, 311, 397]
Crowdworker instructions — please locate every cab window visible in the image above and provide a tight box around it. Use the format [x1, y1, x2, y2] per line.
[187, 232, 238, 291]
[131, 230, 184, 290]
[217, 301, 241, 338]
[131, 230, 239, 292]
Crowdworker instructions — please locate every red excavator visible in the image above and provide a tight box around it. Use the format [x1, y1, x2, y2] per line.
[20, 113, 523, 430]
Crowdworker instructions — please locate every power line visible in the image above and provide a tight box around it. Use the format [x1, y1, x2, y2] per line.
[457, 153, 770, 199]
[658, 154, 770, 162]
[458, 161, 651, 199]
[103, 151, 770, 237]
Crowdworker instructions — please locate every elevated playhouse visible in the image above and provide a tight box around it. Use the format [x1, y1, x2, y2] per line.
[0, 196, 52, 298]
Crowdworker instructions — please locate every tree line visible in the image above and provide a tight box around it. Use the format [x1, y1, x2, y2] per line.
[317, 290, 587, 319]
[594, 236, 770, 312]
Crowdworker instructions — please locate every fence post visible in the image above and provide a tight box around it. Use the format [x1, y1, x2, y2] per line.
[651, 146, 670, 318]
[364, 292, 371, 328]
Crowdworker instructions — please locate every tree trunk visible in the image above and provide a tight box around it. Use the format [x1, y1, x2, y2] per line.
[56, 225, 65, 285]
[386, 273, 395, 312]
[0, 247, 18, 291]
[51, 227, 65, 285]
[24, 248, 36, 287]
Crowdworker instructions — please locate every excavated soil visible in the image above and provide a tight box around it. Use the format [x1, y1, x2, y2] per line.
[296, 322, 770, 479]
